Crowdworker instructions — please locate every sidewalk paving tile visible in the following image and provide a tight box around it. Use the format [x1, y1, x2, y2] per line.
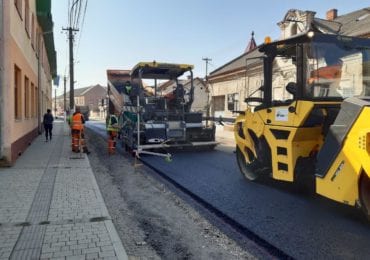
[0, 121, 127, 260]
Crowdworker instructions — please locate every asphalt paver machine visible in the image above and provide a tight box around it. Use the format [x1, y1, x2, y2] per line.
[120, 62, 217, 160]
[235, 31, 370, 218]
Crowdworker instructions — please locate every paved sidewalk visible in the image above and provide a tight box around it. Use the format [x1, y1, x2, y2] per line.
[0, 121, 127, 260]
[215, 124, 235, 147]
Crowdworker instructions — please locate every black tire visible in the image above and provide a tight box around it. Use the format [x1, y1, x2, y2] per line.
[360, 173, 370, 219]
[236, 146, 263, 181]
[293, 157, 316, 194]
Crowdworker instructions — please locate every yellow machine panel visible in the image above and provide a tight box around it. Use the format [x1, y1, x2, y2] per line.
[316, 107, 370, 205]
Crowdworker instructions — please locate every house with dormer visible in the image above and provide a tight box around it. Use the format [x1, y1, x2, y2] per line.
[208, 7, 370, 121]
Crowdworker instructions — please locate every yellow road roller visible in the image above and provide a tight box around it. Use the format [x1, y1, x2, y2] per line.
[235, 31, 370, 217]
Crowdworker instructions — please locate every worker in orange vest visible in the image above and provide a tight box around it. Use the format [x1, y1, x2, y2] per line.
[71, 107, 90, 154]
[106, 113, 119, 154]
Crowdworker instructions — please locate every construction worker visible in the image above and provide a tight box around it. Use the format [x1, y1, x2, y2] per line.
[124, 81, 132, 95]
[107, 113, 119, 154]
[71, 107, 90, 154]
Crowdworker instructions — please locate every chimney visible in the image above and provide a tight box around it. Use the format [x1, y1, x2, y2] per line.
[326, 9, 338, 21]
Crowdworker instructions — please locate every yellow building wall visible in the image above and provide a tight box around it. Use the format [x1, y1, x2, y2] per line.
[1, 0, 53, 164]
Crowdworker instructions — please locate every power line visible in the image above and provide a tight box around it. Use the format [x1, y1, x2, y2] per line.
[62, 0, 88, 111]
[76, 0, 88, 56]
[68, 0, 71, 26]
[69, 0, 79, 27]
[74, 0, 83, 29]
[72, 1, 79, 27]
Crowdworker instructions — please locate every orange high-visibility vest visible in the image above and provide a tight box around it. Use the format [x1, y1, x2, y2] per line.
[72, 113, 84, 130]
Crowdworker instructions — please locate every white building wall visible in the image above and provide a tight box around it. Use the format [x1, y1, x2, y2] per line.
[210, 69, 264, 118]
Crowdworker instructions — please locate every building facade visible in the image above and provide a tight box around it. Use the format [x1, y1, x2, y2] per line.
[0, 0, 56, 165]
[184, 77, 208, 113]
[159, 77, 208, 114]
[208, 7, 370, 121]
[54, 85, 107, 119]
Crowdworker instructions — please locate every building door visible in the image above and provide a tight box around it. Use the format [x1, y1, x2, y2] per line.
[212, 95, 225, 117]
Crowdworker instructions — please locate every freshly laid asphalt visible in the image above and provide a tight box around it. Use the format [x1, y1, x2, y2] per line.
[139, 125, 370, 259]
[85, 120, 370, 259]
[0, 120, 127, 260]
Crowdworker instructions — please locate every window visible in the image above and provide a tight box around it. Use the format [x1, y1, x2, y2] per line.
[212, 95, 225, 112]
[272, 47, 296, 102]
[227, 93, 239, 111]
[24, 76, 30, 118]
[245, 56, 265, 103]
[305, 41, 370, 99]
[290, 23, 298, 36]
[25, 0, 30, 37]
[14, 0, 22, 19]
[35, 86, 38, 116]
[31, 83, 35, 117]
[31, 13, 35, 48]
[36, 28, 39, 56]
[14, 65, 22, 119]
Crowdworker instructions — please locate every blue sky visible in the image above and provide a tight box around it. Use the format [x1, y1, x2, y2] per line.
[52, 1, 369, 94]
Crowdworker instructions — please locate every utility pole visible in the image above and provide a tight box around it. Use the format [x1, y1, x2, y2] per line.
[62, 27, 79, 111]
[0, 0, 4, 159]
[202, 57, 212, 81]
[63, 76, 67, 113]
[54, 88, 57, 116]
[202, 57, 212, 126]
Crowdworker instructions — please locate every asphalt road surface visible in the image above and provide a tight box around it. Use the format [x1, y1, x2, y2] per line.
[87, 120, 370, 259]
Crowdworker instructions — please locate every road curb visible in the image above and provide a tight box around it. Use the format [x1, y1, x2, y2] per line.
[84, 148, 129, 260]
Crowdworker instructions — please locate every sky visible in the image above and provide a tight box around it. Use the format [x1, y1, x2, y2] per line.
[51, 0, 369, 95]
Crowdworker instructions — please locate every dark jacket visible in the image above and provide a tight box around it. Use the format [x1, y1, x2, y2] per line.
[43, 113, 54, 125]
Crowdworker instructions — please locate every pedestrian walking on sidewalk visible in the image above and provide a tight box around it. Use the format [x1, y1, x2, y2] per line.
[43, 109, 54, 142]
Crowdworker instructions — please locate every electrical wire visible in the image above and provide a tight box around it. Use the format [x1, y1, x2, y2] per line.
[69, 0, 79, 28]
[74, 0, 83, 29]
[68, 0, 71, 27]
[63, 0, 89, 89]
[72, 1, 79, 27]
[75, 0, 88, 56]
